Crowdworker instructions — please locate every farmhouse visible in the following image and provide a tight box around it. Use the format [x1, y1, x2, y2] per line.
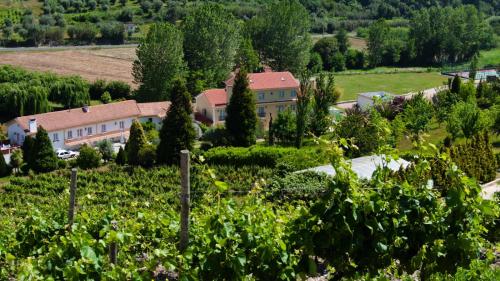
[195, 71, 300, 127]
[6, 100, 171, 150]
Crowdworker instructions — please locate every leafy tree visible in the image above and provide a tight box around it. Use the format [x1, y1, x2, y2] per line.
[126, 120, 148, 165]
[138, 144, 156, 167]
[200, 125, 231, 149]
[367, 19, 389, 67]
[335, 28, 349, 54]
[432, 89, 461, 124]
[0, 124, 6, 141]
[310, 72, 339, 136]
[183, 4, 240, 86]
[469, 54, 478, 80]
[236, 38, 260, 73]
[295, 71, 313, 148]
[115, 146, 127, 165]
[32, 127, 58, 173]
[105, 81, 131, 100]
[249, 0, 311, 73]
[270, 109, 296, 146]
[157, 79, 196, 165]
[312, 37, 338, 71]
[401, 93, 434, 141]
[307, 52, 323, 74]
[97, 139, 114, 161]
[447, 101, 492, 140]
[133, 23, 185, 102]
[76, 144, 102, 169]
[335, 107, 391, 157]
[89, 79, 107, 100]
[99, 21, 125, 44]
[100, 91, 112, 104]
[10, 149, 23, 174]
[225, 69, 257, 147]
[0, 150, 9, 177]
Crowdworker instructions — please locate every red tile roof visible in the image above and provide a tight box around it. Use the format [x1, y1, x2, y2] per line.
[202, 88, 227, 106]
[137, 101, 170, 118]
[11, 100, 170, 133]
[225, 71, 299, 90]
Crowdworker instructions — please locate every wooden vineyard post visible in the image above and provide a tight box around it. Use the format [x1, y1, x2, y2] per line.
[68, 168, 77, 230]
[109, 220, 118, 264]
[179, 150, 190, 252]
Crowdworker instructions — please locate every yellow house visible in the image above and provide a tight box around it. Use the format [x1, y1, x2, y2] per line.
[195, 71, 299, 128]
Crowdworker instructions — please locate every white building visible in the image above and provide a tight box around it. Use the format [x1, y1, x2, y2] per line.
[6, 100, 170, 150]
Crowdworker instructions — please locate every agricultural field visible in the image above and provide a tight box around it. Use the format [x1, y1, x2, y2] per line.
[336, 72, 448, 101]
[0, 47, 136, 85]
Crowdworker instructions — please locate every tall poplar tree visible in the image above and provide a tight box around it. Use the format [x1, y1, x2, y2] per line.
[133, 23, 185, 102]
[157, 79, 196, 165]
[225, 69, 257, 147]
[310, 72, 340, 136]
[295, 70, 313, 148]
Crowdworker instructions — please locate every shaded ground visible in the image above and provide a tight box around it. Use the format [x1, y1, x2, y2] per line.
[0, 48, 136, 86]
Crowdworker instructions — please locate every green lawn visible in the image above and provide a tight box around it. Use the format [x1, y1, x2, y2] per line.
[478, 47, 500, 68]
[336, 72, 448, 101]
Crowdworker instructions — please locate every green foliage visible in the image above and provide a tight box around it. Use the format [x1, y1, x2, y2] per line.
[97, 140, 114, 161]
[448, 132, 497, 183]
[100, 91, 112, 104]
[451, 75, 462, 94]
[183, 3, 240, 87]
[126, 120, 148, 165]
[307, 51, 323, 73]
[32, 127, 58, 173]
[313, 37, 339, 71]
[49, 76, 90, 109]
[401, 93, 434, 141]
[200, 125, 231, 149]
[9, 149, 23, 173]
[115, 146, 127, 165]
[21, 135, 35, 172]
[335, 107, 391, 157]
[133, 23, 185, 102]
[77, 144, 102, 169]
[270, 110, 296, 146]
[99, 21, 125, 44]
[225, 69, 257, 147]
[266, 171, 331, 201]
[295, 71, 313, 148]
[157, 79, 195, 165]
[310, 72, 339, 136]
[249, 0, 311, 73]
[446, 101, 492, 140]
[236, 38, 260, 73]
[138, 144, 156, 168]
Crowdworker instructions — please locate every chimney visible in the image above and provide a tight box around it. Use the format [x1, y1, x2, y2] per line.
[82, 105, 90, 113]
[29, 118, 37, 133]
[281, 77, 285, 81]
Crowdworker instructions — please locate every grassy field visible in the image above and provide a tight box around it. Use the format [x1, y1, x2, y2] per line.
[478, 47, 500, 68]
[336, 72, 448, 101]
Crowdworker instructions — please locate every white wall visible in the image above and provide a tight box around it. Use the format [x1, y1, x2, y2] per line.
[7, 123, 26, 146]
[196, 94, 216, 122]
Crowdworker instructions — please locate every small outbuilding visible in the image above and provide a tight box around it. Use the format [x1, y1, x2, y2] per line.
[357, 91, 394, 109]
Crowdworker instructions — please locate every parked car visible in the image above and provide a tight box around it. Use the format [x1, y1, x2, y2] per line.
[56, 149, 79, 159]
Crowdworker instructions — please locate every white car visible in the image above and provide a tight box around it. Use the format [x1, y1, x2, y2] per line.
[56, 149, 79, 160]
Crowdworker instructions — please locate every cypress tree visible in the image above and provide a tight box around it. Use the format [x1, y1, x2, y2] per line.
[115, 146, 127, 165]
[0, 151, 8, 177]
[32, 126, 58, 173]
[451, 74, 461, 94]
[22, 135, 35, 170]
[126, 120, 147, 165]
[225, 69, 257, 147]
[157, 79, 196, 165]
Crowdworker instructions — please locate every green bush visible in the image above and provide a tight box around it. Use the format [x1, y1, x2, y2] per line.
[266, 171, 331, 201]
[76, 144, 102, 169]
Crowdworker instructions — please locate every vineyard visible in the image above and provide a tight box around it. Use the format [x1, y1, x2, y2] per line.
[0, 150, 499, 280]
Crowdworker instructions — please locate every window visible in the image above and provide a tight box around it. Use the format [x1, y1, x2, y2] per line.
[290, 90, 297, 97]
[77, 129, 83, 137]
[202, 109, 207, 116]
[258, 92, 265, 101]
[277, 105, 285, 112]
[119, 121, 125, 129]
[258, 107, 266, 117]
[101, 124, 107, 133]
[87, 127, 93, 135]
[279, 90, 285, 98]
[67, 130, 73, 139]
[52, 133, 59, 142]
[218, 109, 226, 121]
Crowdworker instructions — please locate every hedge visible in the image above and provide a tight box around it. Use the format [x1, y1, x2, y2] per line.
[203, 145, 330, 171]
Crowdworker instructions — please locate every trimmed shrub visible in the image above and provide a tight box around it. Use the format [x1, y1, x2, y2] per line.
[266, 171, 331, 201]
[105, 80, 131, 100]
[76, 144, 102, 169]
